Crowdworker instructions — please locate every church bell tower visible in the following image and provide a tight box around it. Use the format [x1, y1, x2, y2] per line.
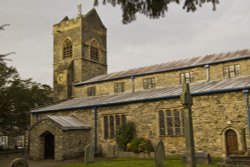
[52, 7, 107, 101]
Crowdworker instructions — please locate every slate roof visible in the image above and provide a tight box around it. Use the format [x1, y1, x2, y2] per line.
[74, 49, 250, 86]
[46, 115, 91, 130]
[31, 75, 250, 113]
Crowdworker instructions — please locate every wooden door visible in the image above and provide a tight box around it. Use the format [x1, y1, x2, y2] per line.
[226, 129, 238, 155]
[44, 132, 55, 159]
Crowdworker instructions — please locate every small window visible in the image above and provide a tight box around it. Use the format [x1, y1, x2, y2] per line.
[87, 86, 96, 96]
[63, 39, 72, 58]
[114, 82, 125, 93]
[223, 65, 240, 78]
[158, 109, 184, 136]
[143, 78, 155, 89]
[90, 40, 99, 61]
[103, 114, 126, 140]
[180, 72, 193, 84]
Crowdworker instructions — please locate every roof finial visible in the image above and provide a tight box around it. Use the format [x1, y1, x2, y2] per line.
[77, 4, 82, 16]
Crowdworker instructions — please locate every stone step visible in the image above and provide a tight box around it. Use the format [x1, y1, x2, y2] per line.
[223, 155, 250, 166]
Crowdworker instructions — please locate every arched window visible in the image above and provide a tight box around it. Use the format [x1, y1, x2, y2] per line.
[63, 39, 72, 58]
[90, 40, 99, 61]
[158, 110, 165, 136]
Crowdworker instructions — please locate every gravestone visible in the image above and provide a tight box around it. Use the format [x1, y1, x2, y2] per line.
[106, 144, 117, 158]
[181, 151, 212, 164]
[155, 140, 165, 167]
[84, 144, 94, 164]
[9, 158, 29, 167]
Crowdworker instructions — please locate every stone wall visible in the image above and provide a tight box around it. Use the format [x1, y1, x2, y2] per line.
[73, 59, 250, 98]
[29, 118, 91, 160]
[53, 9, 107, 101]
[29, 119, 63, 160]
[53, 16, 83, 101]
[32, 91, 250, 158]
[62, 130, 90, 159]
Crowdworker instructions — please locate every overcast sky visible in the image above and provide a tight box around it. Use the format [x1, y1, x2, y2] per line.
[1, 0, 250, 86]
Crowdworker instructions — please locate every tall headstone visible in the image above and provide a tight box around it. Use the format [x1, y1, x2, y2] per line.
[84, 144, 94, 164]
[155, 140, 165, 167]
[181, 83, 196, 167]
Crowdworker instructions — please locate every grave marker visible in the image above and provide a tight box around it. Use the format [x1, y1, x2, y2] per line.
[155, 140, 165, 167]
[84, 144, 94, 164]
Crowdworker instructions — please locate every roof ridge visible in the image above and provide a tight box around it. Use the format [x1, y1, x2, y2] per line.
[74, 48, 250, 86]
[32, 75, 250, 113]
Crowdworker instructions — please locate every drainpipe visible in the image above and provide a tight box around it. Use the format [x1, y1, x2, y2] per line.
[93, 107, 98, 152]
[204, 65, 210, 81]
[243, 90, 250, 136]
[131, 76, 135, 92]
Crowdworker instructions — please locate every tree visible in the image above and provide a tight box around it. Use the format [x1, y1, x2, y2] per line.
[94, 0, 219, 23]
[0, 24, 13, 65]
[0, 52, 14, 65]
[0, 65, 53, 135]
[116, 121, 136, 150]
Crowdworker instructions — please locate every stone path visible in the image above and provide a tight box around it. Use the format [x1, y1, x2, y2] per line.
[0, 153, 83, 167]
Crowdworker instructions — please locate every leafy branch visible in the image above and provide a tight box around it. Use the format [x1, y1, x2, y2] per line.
[94, 0, 219, 24]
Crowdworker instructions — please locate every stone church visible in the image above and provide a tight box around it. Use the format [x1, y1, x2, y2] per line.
[28, 8, 250, 160]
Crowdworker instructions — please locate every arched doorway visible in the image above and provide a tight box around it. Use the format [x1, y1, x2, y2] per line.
[43, 132, 55, 159]
[225, 129, 238, 155]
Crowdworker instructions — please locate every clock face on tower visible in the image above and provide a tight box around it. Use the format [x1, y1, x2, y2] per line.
[57, 73, 66, 85]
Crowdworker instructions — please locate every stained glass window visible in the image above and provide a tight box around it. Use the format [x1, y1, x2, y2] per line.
[103, 114, 126, 139]
[158, 109, 184, 136]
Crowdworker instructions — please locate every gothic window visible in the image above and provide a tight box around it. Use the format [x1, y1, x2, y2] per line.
[103, 114, 126, 139]
[114, 82, 125, 93]
[143, 78, 156, 89]
[158, 110, 165, 136]
[87, 86, 96, 96]
[158, 109, 184, 136]
[104, 116, 109, 139]
[110, 115, 115, 139]
[63, 39, 72, 58]
[121, 114, 126, 124]
[223, 65, 240, 78]
[180, 72, 193, 84]
[115, 115, 120, 129]
[90, 40, 99, 61]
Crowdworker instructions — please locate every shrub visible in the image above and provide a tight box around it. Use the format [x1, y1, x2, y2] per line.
[115, 122, 136, 151]
[129, 138, 154, 153]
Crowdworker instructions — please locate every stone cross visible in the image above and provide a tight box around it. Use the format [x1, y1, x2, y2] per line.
[84, 144, 95, 164]
[155, 140, 165, 167]
[181, 83, 196, 167]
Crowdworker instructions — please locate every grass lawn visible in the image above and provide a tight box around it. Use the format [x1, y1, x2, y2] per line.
[58, 158, 221, 167]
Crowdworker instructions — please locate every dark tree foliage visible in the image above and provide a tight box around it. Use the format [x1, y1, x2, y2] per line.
[0, 24, 13, 65]
[94, 0, 219, 23]
[0, 65, 53, 135]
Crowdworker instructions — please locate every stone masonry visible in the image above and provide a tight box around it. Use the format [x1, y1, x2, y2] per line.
[29, 8, 250, 160]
